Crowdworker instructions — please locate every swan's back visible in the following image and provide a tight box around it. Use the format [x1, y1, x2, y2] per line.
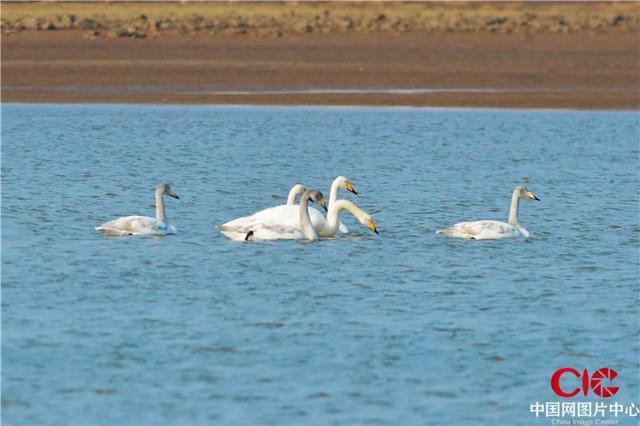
[220, 221, 304, 241]
[96, 215, 174, 236]
[221, 205, 327, 231]
[220, 205, 288, 229]
[437, 220, 519, 240]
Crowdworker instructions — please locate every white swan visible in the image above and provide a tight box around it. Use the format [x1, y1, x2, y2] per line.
[220, 189, 327, 241]
[436, 186, 540, 240]
[286, 176, 357, 234]
[221, 194, 376, 238]
[95, 183, 180, 236]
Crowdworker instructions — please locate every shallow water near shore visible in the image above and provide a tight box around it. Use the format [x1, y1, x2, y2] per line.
[2, 104, 639, 425]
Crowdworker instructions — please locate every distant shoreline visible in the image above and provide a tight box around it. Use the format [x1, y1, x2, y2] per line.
[4, 80, 638, 110]
[2, 2, 639, 109]
[5, 103, 639, 115]
[2, 1, 638, 37]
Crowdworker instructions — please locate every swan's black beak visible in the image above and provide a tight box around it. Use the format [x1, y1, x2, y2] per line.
[373, 227, 379, 235]
[345, 181, 358, 195]
[170, 193, 180, 199]
[533, 195, 540, 201]
[320, 201, 328, 212]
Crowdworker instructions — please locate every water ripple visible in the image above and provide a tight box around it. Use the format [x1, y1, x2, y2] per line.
[1, 104, 638, 425]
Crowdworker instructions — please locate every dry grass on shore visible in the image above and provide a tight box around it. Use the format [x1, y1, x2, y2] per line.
[2, 1, 638, 39]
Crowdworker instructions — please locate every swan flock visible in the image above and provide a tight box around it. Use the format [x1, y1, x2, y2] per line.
[96, 179, 541, 242]
[220, 176, 377, 241]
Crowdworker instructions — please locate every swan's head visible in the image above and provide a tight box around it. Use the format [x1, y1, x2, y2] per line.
[333, 199, 378, 235]
[336, 176, 358, 195]
[306, 189, 328, 211]
[361, 215, 379, 235]
[157, 183, 180, 199]
[515, 186, 540, 201]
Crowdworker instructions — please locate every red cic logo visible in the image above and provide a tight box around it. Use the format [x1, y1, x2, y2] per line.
[551, 367, 619, 398]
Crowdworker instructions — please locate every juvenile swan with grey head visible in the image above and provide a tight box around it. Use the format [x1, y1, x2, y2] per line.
[436, 186, 540, 240]
[95, 183, 180, 236]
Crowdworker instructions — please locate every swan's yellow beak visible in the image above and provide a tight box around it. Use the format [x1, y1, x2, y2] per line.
[345, 181, 358, 195]
[526, 190, 540, 201]
[368, 218, 379, 235]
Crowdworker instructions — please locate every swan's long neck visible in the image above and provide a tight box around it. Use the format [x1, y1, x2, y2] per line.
[287, 189, 298, 205]
[287, 185, 300, 205]
[299, 194, 318, 240]
[156, 189, 167, 223]
[508, 189, 521, 225]
[326, 200, 366, 235]
[329, 178, 340, 207]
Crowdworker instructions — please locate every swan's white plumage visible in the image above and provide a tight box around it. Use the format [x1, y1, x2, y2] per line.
[220, 222, 305, 241]
[221, 204, 322, 229]
[95, 216, 176, 236]
[436, 220, 526, 240]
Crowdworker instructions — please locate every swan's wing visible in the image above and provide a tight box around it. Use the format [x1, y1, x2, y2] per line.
[248, 222, 304, 240]
[265, 205, 326, 230]
[220, 220, 304, 241]
[337, 221, 349, 234]
[218, 204, 300, 236]
[221, 205, 326, 231]
[437, 220, 517, 240]
[96, 215, 172, 236]
[221, 205, 300, 229]
[94, 225, 133, 237]
[470, 221, 518, 239]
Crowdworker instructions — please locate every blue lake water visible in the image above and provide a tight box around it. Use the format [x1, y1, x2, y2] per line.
[2, 104, 639, 425]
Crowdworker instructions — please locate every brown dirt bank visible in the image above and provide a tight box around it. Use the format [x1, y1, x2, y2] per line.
[2, 2, 639, 109]
[3, 29, 638, 109]
[2, 1, 639, 38]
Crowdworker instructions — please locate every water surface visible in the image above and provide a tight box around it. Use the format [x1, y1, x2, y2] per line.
[2, 104, 639, 425]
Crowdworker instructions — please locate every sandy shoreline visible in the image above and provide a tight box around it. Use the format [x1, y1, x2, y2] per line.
[2, 2, 639, 109]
